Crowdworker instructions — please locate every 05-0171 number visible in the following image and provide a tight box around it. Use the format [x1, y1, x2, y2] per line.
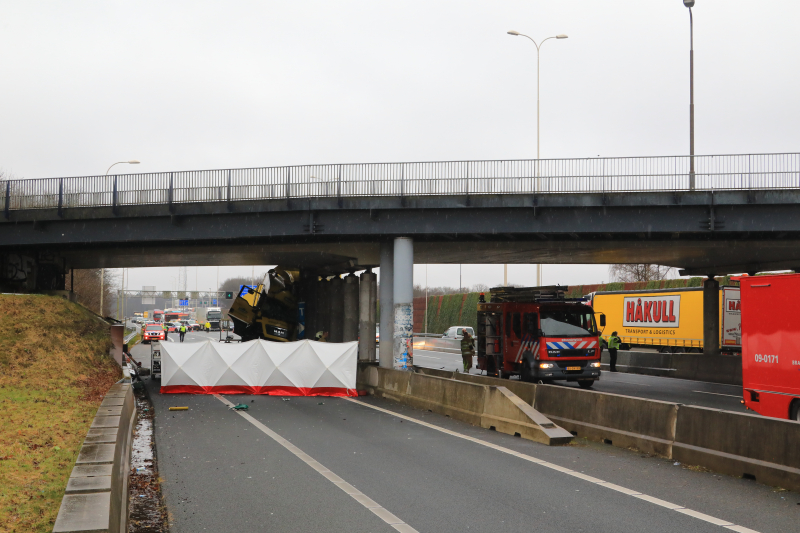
[754, 354, 779, 364]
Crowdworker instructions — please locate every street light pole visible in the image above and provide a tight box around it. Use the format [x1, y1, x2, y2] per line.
[102, 160, 140, 315]
[684, 0, 696, 190]
[507, 30, 568, 286]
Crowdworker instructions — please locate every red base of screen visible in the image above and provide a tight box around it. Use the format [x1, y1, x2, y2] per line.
[160, 385, 357, 397]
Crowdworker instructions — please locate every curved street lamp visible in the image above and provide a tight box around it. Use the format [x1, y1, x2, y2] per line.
[506, 30, 568, 286]
[106, 160, 140, 176]
[99, 159, 140, 314]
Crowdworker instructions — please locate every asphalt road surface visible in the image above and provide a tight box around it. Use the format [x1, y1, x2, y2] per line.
[138, 377, 797, 533]
[128, 336, 796, 532]
[413, 348, 747, 412]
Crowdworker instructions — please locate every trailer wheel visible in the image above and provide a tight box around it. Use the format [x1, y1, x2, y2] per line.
[578, 379, 595, 389]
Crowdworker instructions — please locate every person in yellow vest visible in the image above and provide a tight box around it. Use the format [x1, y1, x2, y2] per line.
[607, 331, 621, 372]
[179, 324, 187, 342]
[205, 322, 211, 333]
[162, 323, 169, 341]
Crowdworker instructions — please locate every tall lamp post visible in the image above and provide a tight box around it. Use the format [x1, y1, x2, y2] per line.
[684, 0, 696, 190]
[507, 30, 567, 286]
[100, 160, 140, 315]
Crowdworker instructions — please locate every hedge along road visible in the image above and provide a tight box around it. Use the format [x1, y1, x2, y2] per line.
[135, 349, 797, 531]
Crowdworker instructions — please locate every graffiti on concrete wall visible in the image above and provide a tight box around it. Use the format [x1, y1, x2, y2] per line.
[393, 303, 413, 370]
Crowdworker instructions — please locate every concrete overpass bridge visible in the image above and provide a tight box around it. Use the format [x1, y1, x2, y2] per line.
[3, 152, 800, 362]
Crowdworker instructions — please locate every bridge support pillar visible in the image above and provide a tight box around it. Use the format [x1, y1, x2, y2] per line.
[393, 237, 414, 370]
[316, 278, 331, 340]
[359, 269, 377, 361]
[329, 276, 344, 343]
[703, 277, 720, 357]
[379, 242, 394, 368]
[343, 273, 359, 342]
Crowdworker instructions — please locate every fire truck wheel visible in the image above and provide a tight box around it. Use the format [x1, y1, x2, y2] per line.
[578, 379, 595, 389]
[791, 400, 800, 422]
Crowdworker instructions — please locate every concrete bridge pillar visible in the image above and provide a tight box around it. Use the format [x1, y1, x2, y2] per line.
[343, 273, 359, 342]
[316, 278, 331, 340]
[304, 277, 317, 338]
[703, 277, 720, 357]
[329, 276, 344, 343]
[393, 237, 414, 370]
[379, 242, 394, 368]
[359, 269, 377, 361]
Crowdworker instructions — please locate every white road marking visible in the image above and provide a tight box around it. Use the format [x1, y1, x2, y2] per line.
[214, 394, 419, 533]
[344, 397, 762, 533]
[691, 390, 742, 398]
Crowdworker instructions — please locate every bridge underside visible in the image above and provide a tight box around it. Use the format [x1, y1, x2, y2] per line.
[43, 237, 800, 277]
[3, 190, 800, 291]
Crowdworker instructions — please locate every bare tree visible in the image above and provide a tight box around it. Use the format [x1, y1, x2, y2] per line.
[67, 269, 117, 316]
[609, 264, 674, 283]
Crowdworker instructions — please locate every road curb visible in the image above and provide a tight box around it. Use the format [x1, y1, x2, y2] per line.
[53, 383, 136, 533]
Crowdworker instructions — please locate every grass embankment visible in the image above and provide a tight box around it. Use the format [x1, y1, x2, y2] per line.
[0, 295, 121, 533]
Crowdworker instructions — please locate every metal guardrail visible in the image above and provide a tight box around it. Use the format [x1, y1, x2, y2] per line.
[2, 153, 799, 212]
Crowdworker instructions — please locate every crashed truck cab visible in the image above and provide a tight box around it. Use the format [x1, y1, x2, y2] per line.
[476, 286, 605, 389]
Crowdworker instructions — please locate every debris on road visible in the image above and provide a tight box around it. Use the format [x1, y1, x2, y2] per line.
[229, 404, 249, 411]
[168, 406, 188, 411]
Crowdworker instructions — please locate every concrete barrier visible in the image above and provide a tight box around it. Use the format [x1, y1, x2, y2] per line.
[533, 384, 679, 457]
[600, 351, 742, 385]
[53, 383, 136, 533]
[673, 405, 800, 492]
[416, 367, 537, 405]
[358, 366, 572, 445]
[411, 366, 800, 492]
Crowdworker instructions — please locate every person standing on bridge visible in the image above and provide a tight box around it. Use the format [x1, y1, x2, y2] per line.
[461, 330, 475, 373]
[205, 321, 211, 333]
[608, 331, 621, 372]
[179, 323, 187, 342]
[162, 322, 169, 341]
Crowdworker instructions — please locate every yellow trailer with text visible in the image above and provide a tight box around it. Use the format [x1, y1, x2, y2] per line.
[588, 286, 740, 353]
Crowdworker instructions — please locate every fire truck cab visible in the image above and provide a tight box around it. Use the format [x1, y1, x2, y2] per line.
[476, 286, 604, 388]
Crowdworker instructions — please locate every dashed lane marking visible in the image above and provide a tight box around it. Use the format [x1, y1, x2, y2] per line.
[213, 394, 418, 533]
[344, 397, 762, 533]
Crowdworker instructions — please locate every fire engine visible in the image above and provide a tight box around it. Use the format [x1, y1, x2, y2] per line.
[476, 286, 604, 388]
[739, 273, 800, 421]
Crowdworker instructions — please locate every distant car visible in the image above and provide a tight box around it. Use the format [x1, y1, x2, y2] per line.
[442, 326, 474, 339]
[143, 324, 165, 343]
[166, 322, 181, 333]
[188, 321, 201, 331]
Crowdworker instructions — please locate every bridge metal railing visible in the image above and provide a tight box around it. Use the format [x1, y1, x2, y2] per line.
[2, 153, 800, 212]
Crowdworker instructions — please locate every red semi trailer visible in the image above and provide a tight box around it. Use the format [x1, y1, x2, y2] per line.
[739, 273, 800, 421]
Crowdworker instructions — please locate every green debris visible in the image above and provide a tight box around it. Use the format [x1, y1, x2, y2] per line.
[229, 403, 249, 411]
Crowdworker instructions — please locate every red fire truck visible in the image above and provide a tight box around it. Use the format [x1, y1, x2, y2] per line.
[739, 273, 800, 421]
[476, 286, 604, 388]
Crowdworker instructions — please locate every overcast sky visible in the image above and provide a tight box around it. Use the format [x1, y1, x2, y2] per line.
[2, 1, 798, 291]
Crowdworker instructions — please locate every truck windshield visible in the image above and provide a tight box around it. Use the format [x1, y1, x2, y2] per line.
[540, 308, 596, 337]
[207, 311, 222, 320]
